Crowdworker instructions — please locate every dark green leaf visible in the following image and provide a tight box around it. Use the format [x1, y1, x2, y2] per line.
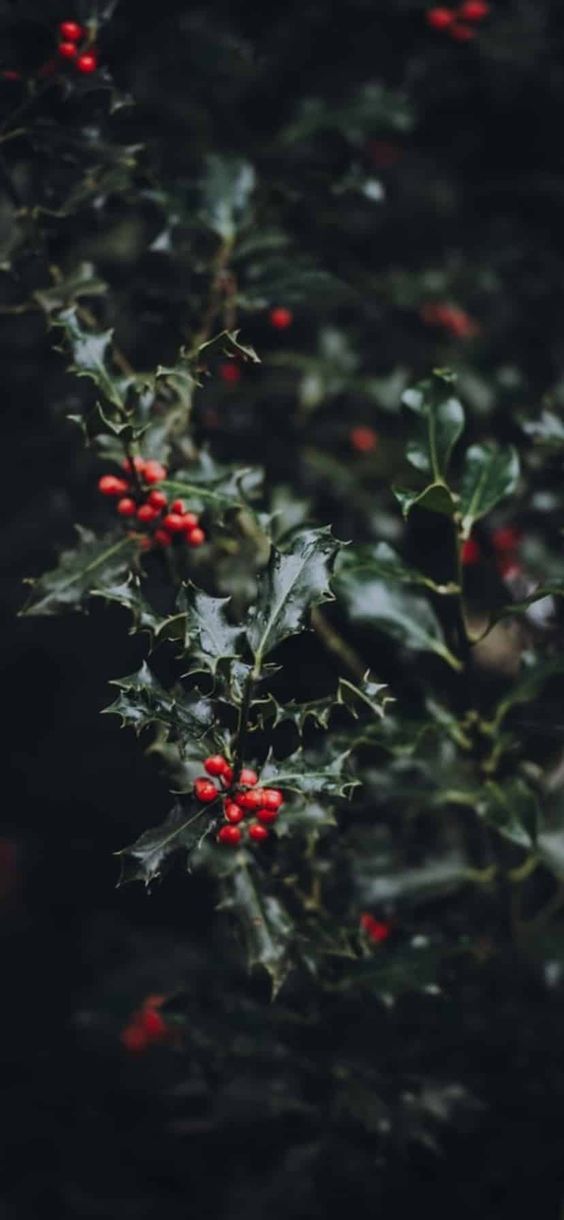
[105, 662, 214, 744]
[218, 864, 294, 995]
[55, 307, 129, 410]
[21, 528, 137, 616]
[247, 527, 340, 662]
[393, 481, 458, 519]
[171, 583, 245, 674]
[459, 443, 520, 538]
[200, 155, 255, 241]
[261, 747, 358, 799]
[402, 374, 464, 482]
[334, 568, 463, 671]
[478, 779, 540, 848]
[117, 801, 212, 886]
[92, 574, 163, 636]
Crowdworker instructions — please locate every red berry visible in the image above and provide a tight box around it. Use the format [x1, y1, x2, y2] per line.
[186, 527, 205, 547]
[121, 1023, 148, 1053]
[154, 528, 172, 547]
[237, 789, 264, 811]
[138, 535, 153, 552]
[239, 768, 258, 787]
[350, 426, 378, 454]
[367, 139, 401, 169]
[98, 474, 129, 496]
[148, 489, 168, 510]
[194, 777, 219, 803]
[162, 513, 184, 533]
[117, 497, 137, 517]
[218, 824, 242, 846]
[499, 558, 521, 581]
[59, 20, 84, 41]
[58, 41, 77, 59]
[137, 503, 159, 524]
[450, 22, 476, 40]
[249, 823, 269, 843]
[75, 51, 98, 73]
[140, 1007, 167, 1040]
[492, 526, 521, 554]
[257, 807, 279, 825]
[269, 307, 293, 330]
[224, 801, 245, 825]
[170, 499, 185, 514]
[204, 755, 230, 777]
[143, 460, 167, 484]
[360, 913, 391, 944]
[459, 0, 489, 18]
[222, 765, 234, 785]
[122, 455, 146, 474]
[2, 70, 22, 81]
[181, 513, 199, 530]
[426, 7, 455, 29]
[461, 537, 481, 566]
[262, 789, 283, 812]
[219, 361, 241, 384]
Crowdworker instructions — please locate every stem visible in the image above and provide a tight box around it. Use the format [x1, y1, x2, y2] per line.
[192, 236, 234, 350]
[231, 666, 259, 785]
[311, 605, 366, 682]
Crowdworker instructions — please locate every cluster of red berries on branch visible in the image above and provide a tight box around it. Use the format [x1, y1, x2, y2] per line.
[350, 425, 379, 454]
[426, 2, 490, 42]
[98, 457, 206, 550]
[462, 526, 522, 579]
[194, 755, 284, 846]
[56, 20, 98, 73]
[420, 301, 480, 339]
[120, 994, 171, 1054]
[360, 913, 392, 945]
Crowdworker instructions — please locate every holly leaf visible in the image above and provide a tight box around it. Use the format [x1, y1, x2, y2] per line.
[459, 443, 520, 539]
[21, 528, 137, 616]
[104, 662, 214, 746]
[478, 779, 540, 849]
[261, 747, 358, 798]
[336, 542, 458, 595]
[218, 864, 294, 996]
[55, 307, 129, 410]
[171, 583, 245, 675]
[393, 481, 458, 519]
[92, 574, 163, 636]
[117, 801, 212, 886]
[523, 410, 564, 450]
[335, 568, 462, 671]
[402, 373, 464, 481]
[200, 155, 256, 241]
[247, 527, 340, 662]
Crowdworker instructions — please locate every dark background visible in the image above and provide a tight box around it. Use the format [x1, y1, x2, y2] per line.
[3, 1, 564, 1216]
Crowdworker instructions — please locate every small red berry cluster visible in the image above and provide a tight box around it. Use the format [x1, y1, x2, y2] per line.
[426, 2, 490, 41]
[98, 457, 206, 550]
[120, 994, 169, 1054]
[360, 913, 391, 945]
[462, 526, 522, 578]
[57, 20, 98, 73]
[420, 301, 479, 339]
[194, 755, 284, 846]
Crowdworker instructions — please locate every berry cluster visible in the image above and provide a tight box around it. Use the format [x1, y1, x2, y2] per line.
[426, 2, 490, 41]
[462, 526, 522, 579]
[98, 457, 206, 550]
[57, 20, 98, 73]
[420, 301, 479, 339]
[120, 994, 170, 1054]
[194, 755, 284, 846]
[360, 913, 392, 945]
